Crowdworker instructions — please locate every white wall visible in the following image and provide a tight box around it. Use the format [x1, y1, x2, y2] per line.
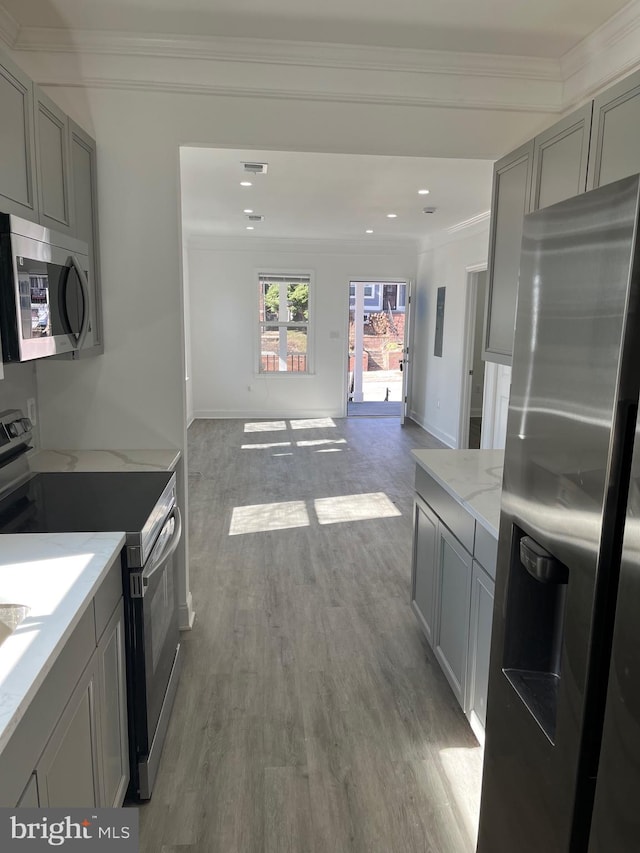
[410, 225, 490, 447]
[188, 237, 416, 418]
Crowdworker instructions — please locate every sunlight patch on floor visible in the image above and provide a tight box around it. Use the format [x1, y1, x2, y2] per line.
[229, 501, 309, 535]
[290, 418, 336, 430]
[314, 492, 401, 525]
[241, 441, 292, 450]
[438, 745, 483, 848]
[244, 421, 287, 433]
[296, 438, 347, 448]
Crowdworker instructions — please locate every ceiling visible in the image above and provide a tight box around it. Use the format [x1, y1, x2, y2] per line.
[0, 0, 631, 57]
[3, 1, 630, 246]
[179, 148, 494, 244]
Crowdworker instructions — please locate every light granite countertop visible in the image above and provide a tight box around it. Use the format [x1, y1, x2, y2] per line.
[411, 449, 504, 538]
[0, 532, 125, 755]
[29, 448, 180, 473]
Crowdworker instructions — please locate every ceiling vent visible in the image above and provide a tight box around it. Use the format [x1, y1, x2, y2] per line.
[247, 214, 264, 221]
[423, 206, 437, 214]
[242, 162, 268, 174]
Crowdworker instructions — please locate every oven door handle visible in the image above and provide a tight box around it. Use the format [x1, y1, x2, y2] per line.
[141, 506, 182, 590]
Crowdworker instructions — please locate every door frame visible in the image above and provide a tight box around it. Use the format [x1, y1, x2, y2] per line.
[344, 277, 411, 418]
[458, 263, 488, 448]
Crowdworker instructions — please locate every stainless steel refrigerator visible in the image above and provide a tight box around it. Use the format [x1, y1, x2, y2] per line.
[477, 174, 640, 853]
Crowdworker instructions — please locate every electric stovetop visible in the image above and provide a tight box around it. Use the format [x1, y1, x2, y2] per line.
[0, 471, 174, 536]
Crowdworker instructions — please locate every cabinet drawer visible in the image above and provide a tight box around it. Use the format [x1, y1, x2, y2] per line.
[415, 466, 475, 553]
[474, 524, 498, 580]
[93, 555, 123, 643]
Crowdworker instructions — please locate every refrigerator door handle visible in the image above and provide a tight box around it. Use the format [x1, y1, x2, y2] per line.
[520, 536, 568, 584]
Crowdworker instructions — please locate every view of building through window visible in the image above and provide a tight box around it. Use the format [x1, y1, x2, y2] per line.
[259, 274, 311, 373]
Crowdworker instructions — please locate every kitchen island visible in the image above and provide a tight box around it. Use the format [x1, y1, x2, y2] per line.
[410, 449, 504, 742]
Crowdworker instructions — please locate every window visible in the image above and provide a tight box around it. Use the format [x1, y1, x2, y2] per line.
[258, 273, 311, 373]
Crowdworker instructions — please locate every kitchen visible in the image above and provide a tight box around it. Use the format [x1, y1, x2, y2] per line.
[1, 1, 640, 851]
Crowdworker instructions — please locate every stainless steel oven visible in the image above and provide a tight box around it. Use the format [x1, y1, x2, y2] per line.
[125, 488, 182, 800]
[0, 410, 182, 801]
[0, 214, 96, 361]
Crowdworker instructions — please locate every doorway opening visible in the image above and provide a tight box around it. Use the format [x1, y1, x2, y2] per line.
[459, 268, 487, 448]
[347, 280, 409, 419]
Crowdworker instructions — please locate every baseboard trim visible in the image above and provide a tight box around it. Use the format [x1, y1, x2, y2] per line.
[193, 409, 344, 419]
[179, 592, 195, 631]
[408, 409, 456, 448]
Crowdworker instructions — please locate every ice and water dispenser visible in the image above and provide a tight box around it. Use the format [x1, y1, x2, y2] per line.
[502, 525, 569, 742]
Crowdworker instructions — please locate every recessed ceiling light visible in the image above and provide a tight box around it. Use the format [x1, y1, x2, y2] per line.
[246, 226, 254, 230]
[243, 208, 253, 214]
[418, 188, 430, 195]
[240, 181, 252, 187]
[386, 213, 398, 219]
[365, 229, 374, 234]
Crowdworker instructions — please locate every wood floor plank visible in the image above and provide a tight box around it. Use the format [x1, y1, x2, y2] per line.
[138, 416, 483, 852]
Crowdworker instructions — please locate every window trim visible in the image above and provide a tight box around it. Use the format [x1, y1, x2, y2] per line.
[255, 269, 315, 376]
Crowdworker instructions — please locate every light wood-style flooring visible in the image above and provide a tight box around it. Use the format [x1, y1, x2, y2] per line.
[139, 416, 484, 853]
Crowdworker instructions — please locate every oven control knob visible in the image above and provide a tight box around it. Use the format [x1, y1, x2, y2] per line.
[20, 418, 32, 431]
[7, 421, 22, 437]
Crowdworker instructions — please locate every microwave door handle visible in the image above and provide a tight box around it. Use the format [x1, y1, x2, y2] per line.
[141, 507, 183, 590]
[67, 254, 90, 349]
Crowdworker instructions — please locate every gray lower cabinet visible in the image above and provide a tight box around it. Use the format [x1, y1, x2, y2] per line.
[1, 559, 129, 808]
[588, 68, 640, 190]
[0, 52, 38, 219]
[434, 525, 473, 709]
[96, 600, 129, 808]
[16, 775, 39, 807]
[466, 560, 495, 744]
[411, 495, 439, 648]
[411, 469, 497, 739]
[33, 87, 73, 233]
[36, 654, 101, 807]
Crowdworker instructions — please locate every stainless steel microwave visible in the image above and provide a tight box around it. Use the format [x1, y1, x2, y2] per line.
[0, 213, 94, 362]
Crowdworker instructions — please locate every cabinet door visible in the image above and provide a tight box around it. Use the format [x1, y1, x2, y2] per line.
[531, 104, 592, 211]
[588, 68, 640, 190]
[34, 87, 72, 233]
[16, 775, 39, 807]
[0, 52, 38, 219]
[69, 119, 103, 353]
[36, 654, 100, 807]
[434, 525, 473, 709]
[483, 141, 534, 366]
[466, 560, 495, 744]
[411, 496, 439, 649]
[97, 599, 129, 808]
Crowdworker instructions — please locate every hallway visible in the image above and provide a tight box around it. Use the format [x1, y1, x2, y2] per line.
[139, 417, 484, 852]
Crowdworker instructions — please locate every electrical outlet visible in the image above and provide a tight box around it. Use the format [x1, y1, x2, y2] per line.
[26, 397, 37, 425]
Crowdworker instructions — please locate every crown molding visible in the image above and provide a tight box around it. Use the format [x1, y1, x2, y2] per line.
[39, 74, 560, 114]
[0, 4, 19, 48]
[14, 26, 559, 82]
[187, 233, 417, 255]
[562, 0, 640, 106]
[446, 210, 491, 234]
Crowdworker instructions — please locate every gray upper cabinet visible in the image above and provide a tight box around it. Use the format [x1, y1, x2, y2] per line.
[70, 119, 103, 353]
[0, 52, 38, 219]
[33, 87, 72, 233]
[588, 68, 640, 190]
[531, 104, 592, 211]
[483, 141, 534, 365]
